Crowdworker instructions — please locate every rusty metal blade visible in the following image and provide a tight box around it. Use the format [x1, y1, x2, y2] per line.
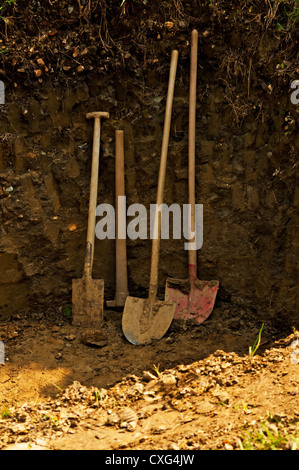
[122, 296, 176, 345]
[72, 276, 104, 328]
[165, 278, 219, 324]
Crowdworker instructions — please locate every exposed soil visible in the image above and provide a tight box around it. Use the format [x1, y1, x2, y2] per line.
[0, 0, 298, 451]
[0, 0, 298, 326]
[0, 307, 298, 450]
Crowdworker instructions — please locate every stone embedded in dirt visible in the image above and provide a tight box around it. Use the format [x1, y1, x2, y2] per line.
[165, 336, 174, 344]
[152, 425, 168, 434]
[179, 387, 191, 396]
[118, 408, 138, 432]
[214, 349, 226, 357]
[212, 388, 230, 405]
[64, 334, 76, 341]
[159, 374, 177, 389]
[15, 412, 29, 423]
[106, 412, 119, 426]
[169, 443, 180, 450]
[34, 69, 42, 78]
[127, 382, 144, 397]
[36, 58, 45, 67]
[164, 21, 174, 29]
[196, 401, 215, 415]
[77, 65, 84, 73]
[106, 407, 138, 432]
[80, 329, 108, 348]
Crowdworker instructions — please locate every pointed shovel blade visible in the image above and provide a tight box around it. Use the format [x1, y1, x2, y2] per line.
[165, 278, 219, 324]
[122, 296, 176, 345]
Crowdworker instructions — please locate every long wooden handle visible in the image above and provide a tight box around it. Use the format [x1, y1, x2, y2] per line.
[188, 30, 198, 278]
[115, 130, 128, 298]
[149, 50, 179, 300]
[84, 113, 109, 276]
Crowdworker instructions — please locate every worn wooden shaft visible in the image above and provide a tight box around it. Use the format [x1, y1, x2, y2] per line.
[149, 50, 178, 301]
[115, 130, 129, 300]
[188, 29, 198, 272]
[84, 112, 109, 277]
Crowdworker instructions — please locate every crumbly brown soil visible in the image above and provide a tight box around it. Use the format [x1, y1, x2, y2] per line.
[0, 308, 298, 450]
[0, 0, 298, 451]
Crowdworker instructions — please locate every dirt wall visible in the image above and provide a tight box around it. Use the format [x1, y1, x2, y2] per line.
[0, 0, 298, 327]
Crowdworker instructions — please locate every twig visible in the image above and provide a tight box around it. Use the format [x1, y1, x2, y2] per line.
[248, 57, 252, 99]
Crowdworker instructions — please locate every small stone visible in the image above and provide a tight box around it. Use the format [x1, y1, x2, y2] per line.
[16, 412, 29, 423]
[36, 58, 45, 67]
[34, 69, 42, 78]
[118, 408, 138, 432]
[165, 336, 174, 344]
[153, 425, 168, 434]
[64, 334, 76, 341]
[164, 21, 174, 29]
[212, 389, 230, 405]
[160, 374, 177, 389]
[77, 65, 84, 73]
[106, 413, 119, 426]
[225, 443, 234, 450]
[214, 350, 226, 357]
[169, 443, 180, 450]
[80, 329, 107, 348]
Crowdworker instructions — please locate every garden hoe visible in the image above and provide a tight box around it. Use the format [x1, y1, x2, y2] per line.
[122, 50, 179, 345]
[165, 30, 219, 324]
[107, 130, 129, 308]
[72, 111, 109, 328]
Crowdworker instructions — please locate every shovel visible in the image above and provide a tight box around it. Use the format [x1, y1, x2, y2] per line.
[122, 50, 179, 345]
[165, 30, 219, 324]
[107, 130, 129, 308]
[72, 111, 110, 328]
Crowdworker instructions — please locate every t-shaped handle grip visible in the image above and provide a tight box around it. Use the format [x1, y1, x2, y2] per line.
[86, 111, 110, 120]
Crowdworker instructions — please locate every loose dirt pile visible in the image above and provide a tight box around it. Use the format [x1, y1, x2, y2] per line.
[0, 309, 298, 450]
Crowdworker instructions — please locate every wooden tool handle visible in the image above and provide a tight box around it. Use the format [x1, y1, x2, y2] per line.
[84, 113, 109, 276]
[149, 50, 179, 301]
[188, 30, 198, 272]
[115, 130, 128, 297]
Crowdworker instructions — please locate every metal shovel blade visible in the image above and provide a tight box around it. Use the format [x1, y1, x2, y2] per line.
[165, 277, 219, 324]
[72, 275, 104, 328]
[122, 296, 176, 345]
